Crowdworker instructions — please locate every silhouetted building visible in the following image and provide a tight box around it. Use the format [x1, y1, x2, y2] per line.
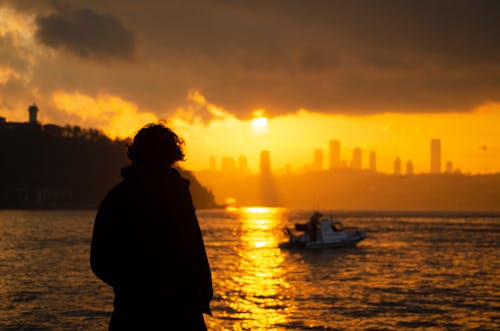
[0, 103, 42, 131]
[238, 155, 249, 173]
[329, 140, 340, 169]
[260, 150, 271, 175]
[431, 139, 441, 174]
[369, 151, 376, 172]
[28, 104, 39, 124]
[406, 160, 414, 176]
[351, 147, 362, 169]
[312, 149, 323, 171]
[445, 161, 453, 174]
[209, 156, 216, 171]
[394, 157, 401, 175]
[221, 157, 236, 172]
[258, 150, 278, 205]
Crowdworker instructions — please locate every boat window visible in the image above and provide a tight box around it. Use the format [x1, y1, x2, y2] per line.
[331, 223, 343, 231]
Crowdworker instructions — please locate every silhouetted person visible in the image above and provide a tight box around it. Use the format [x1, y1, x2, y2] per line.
[308, 212, 321, 241]
[90, 123, 213, 330]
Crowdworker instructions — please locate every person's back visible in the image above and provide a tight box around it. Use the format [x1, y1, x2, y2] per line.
[90, 123, 212, 330]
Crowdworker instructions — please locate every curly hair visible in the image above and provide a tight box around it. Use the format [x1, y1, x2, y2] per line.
[127, 123, 185, 167]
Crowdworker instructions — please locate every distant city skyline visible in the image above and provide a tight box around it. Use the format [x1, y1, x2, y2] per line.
[205, 138, 460, 176]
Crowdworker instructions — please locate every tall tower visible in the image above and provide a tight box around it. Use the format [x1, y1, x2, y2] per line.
[351, 147, 362, 169]
[430, 139, 441, 174]
[369, 151, 376, 172]
[329, 140, 340, 169]
[28, 104, 39, 124]
[406, 160, 414, 176]
[394, 157, 401, 175]
[445, 161, 453, 174]
[259, 150, 271, 175]
[313, 149, 323, 171]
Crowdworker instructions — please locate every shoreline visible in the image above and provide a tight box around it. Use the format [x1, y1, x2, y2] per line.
[1, 207, 499, 218]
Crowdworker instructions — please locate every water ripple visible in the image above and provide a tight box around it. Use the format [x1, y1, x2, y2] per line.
[0, 209, 499, 330]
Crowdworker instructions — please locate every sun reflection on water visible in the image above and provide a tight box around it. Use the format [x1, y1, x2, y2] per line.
[229, 207, 292, 331]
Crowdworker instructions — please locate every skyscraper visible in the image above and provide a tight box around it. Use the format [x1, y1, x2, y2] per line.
[260, 150, 271, 175]
[431, 139, 441, 174]
[351, 147, 361, 169]
[445, 161, 453, 174]
[369, 151, 376, 172]
[329, 140, 340, 169]
[313, 149, 324, 171]
[258, 150, 277, 206]
[394, 157, 401, 175]
[406, 160, 414, 175]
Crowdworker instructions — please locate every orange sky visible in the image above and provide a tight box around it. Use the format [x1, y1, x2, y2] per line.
[1, 2, 500, 174]
[45, 90, 500, 174]
[172, 94, 500, 174]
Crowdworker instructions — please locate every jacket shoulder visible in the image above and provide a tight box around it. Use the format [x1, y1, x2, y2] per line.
[98, 180, 129, 210]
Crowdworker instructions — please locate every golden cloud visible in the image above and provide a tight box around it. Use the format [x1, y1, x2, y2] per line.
[52, 91, 158, 138]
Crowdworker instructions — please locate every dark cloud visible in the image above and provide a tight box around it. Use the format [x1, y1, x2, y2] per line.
[0, 0, 52, 13]
[86, 0, 500, 115]
[3, 0, 500, 119]
[0, 34, 31, 73]
[299, 47, 339, 74]
[35, 8, 134, 59]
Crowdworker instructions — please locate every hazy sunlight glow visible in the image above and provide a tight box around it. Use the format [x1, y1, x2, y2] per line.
[252, 116, 268, 128]
[167, 92, 500, 175]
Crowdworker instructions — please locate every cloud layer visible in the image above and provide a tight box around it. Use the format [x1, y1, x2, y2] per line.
[35, 8, 134, 59]
[1, 0, 500, 122]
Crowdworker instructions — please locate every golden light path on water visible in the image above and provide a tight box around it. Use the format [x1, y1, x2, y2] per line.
[228, 207, 292, 331]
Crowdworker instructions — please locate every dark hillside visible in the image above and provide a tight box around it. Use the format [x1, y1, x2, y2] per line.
[0, 124, 216, 209]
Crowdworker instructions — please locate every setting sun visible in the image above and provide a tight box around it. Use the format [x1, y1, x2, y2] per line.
[252, 116, 268, 128]
[251, 109, 268, 129]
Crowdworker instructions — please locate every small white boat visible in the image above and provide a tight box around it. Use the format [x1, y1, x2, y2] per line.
[279, 212, 366, 249]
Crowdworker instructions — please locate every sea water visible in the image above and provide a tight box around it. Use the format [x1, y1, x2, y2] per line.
[0, 209, 498, 330]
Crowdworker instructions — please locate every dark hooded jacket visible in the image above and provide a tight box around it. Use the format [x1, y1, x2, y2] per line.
[90, 165, 212, 316]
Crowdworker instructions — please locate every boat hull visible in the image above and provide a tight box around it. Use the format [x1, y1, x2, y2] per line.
[279, 231, 366, 249]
